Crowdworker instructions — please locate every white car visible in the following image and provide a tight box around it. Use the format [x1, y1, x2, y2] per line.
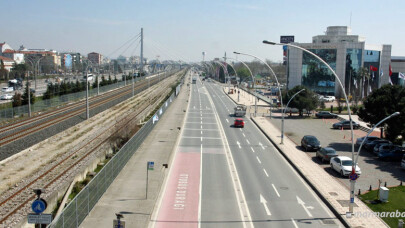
[330, 156, 361, 177]
[323, 96, 336, 102]
[0, 94, 13, 100]
[1, 87, 14, 93]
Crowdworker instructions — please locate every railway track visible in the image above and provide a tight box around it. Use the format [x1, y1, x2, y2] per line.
[0, 70, 185, 227]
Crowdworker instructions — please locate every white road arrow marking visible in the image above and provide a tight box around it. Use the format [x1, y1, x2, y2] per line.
[259, 142, 265, 150]
[296, 196, 313, 217]
[260, 194, 271, 216]
[236, 141, 241, 149]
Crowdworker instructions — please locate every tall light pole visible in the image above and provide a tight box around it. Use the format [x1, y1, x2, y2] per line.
[281, 89, 305, 144]
[83, 59, 93, 120]
[233, 51, 283, 118]
[263, 40, 357, 213]
[227, 57, 256, 113]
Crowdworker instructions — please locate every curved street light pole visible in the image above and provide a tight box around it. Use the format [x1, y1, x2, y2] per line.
[234, 51, 283, 123]
[84, 60, 93, 120]
[227, 57, 256, 114]
[263, 40, 357, 212]
[282, 89, 305, 144]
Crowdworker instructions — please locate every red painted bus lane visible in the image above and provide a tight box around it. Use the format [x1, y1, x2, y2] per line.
[155, 150, 201, 228]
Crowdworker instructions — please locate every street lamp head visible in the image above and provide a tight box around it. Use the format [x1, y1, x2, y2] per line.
[233, 51, 240, 55]
[263, 40, 277, 45]
[392, 112, 400, 117]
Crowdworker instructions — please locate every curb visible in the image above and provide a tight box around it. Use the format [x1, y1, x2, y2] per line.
[250, 117, 351, 228]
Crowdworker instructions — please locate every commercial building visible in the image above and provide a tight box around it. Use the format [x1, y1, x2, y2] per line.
[287, 26, 392, 97]
[88, 52, 103, 64]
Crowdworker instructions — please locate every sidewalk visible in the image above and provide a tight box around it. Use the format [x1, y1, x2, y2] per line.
[80, 78, 190, 227]
[224, 86, 388, 227]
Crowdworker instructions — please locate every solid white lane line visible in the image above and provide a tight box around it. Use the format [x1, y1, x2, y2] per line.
[246, 139, 250, 145]
[251, 147, 255, 153]
[256, 156, 261, 164]
[272, 184, 280, 197]
[291, 218, 299, 228]
[263, 169, 269, 177]
[236, 141, 241, 149]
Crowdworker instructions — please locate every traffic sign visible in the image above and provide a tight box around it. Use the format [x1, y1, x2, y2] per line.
[28, 213, 52, 224]
[32, 199, 47, 214]
[148, 161, 154, 170]
[349, 172, 358, 181]
[113, 219, 126, 228]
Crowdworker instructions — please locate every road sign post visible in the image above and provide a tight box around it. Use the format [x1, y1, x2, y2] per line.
[146, 161, 154, 198]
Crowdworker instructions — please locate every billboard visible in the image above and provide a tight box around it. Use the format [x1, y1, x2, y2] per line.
[64, 54, 72, 68]
[280, 36, 294, 44]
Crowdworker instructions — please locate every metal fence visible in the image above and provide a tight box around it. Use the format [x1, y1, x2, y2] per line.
[0, 75, 156, 120]
[48, 83, 182, 228]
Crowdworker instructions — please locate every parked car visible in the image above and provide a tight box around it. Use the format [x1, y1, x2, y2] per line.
[330, 156, 361, 177]
[316, 147, 338, 163]
[355, 136, 380, 147]
[364, 139, 391, 151]
[234, 118, 244, 128]
[315, 111, 338, 119]
[323, 96, 336, 102]
[301, 135, 321, 152]
[0, 94, 13, 100]
[1, 87, 14, 92]
[332, 120, 360, 129]
[401, 155, 405, 169]
[375, 144, 405, 160]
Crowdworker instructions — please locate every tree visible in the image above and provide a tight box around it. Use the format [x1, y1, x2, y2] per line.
[21, 81, 35, 105]
[0, 60, 8, 80]
[236, 67, 251, 82]
[282, 85, 319, 116]
[12, 92, 22, 107]
[358, 85, 405, 142]
[11, 63, 28, 79]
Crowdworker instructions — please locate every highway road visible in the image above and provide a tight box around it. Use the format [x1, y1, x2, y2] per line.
[153, 74, 343, 228]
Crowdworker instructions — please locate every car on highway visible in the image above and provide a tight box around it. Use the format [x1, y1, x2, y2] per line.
[401, 155, 405, 169]
[0, 94, 13, 100]
[316, 147, 338, 163]
[364, 139, 391, 151]
[301, 135, 321, 152]
[375, 144, 405, 160]
[234, 118, 244, 128]
[330, 156, 361, 177]
[332, 120, 360, 129]
[315, 111, 338, 119]
[323, 96, 336, 102]
[2, 87, 14, 92]
[355, 136, 380, 147]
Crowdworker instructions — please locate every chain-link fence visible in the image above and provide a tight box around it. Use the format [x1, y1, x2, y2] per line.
[48, 83, 182, 228]
[0, 74, 159, 121]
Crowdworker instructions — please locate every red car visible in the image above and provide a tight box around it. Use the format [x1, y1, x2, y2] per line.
[234, 118, 245, 128]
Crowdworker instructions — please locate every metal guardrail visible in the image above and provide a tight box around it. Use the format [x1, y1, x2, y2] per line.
[48, 83, 182, 228]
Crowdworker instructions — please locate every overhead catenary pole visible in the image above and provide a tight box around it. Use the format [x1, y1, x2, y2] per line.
[140, 28, 144, 77]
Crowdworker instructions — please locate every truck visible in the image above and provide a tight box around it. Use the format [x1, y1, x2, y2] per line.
[234, 104, 247, 117]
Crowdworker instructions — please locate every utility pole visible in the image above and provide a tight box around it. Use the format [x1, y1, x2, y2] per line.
[140, 28, 144, 77]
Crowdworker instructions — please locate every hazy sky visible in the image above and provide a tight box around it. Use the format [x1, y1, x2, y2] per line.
[1, 0, 404, 63]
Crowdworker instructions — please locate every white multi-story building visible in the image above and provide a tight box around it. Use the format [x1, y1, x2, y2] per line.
[287, 26, 392, 97]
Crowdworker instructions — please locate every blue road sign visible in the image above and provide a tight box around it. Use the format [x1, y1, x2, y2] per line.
[349, 173, 358, 181]
[148, 161, 154, 170]
[32, 199, 47, 214]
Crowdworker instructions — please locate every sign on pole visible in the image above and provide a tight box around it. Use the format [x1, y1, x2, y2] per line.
[113, 219, 126, 228]
[28, 213, 52, 224]
[280, 36, 295, 44]
[148, 161, 154, 170]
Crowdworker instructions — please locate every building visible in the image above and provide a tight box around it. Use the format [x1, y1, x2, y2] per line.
[88, 52, 103, 64]
[0, 56, 15, 71]
[391, 56, 405, 86]
[287, 26, 392, 97]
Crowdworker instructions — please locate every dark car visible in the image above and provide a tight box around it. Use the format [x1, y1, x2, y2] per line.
[234, 118, 244, 128]
[364, 139, 391, 151]
[316, 147, 338, 163]
[376, 144, 405, 160]
[315, 111, 338, 119]
[301, 135, 321, 152]
[332, 120, 360, 129]
[356, 136, 380, 147]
